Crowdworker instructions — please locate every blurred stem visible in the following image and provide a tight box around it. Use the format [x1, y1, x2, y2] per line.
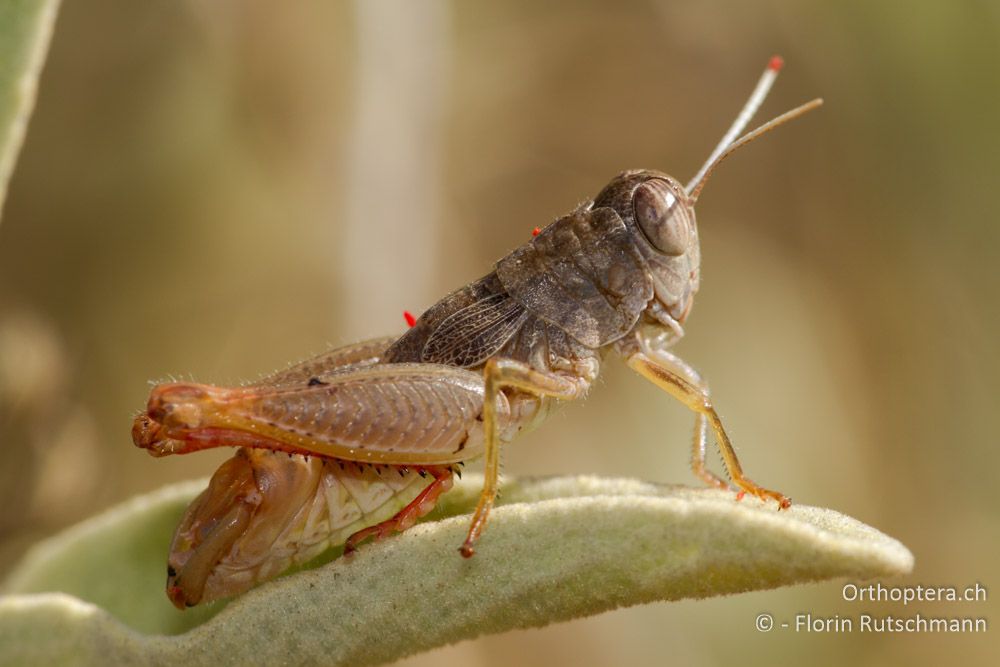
[0, 0, 61, 222]
[339, 0, 452, 339]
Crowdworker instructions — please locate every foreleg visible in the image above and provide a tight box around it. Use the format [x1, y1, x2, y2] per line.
[637, 342, 728, 490]
[626, 348, 790, 509]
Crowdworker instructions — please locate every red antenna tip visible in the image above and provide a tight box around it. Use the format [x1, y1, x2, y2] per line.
[767, 55, 784, 72]
[531, 227, 541, 237]
[403, 311, 416, 327]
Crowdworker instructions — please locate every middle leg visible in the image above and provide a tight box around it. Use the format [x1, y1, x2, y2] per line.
[460, 358, 585, 557]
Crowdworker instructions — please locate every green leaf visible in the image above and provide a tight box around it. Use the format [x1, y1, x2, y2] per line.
[1, 475, 913, 667]
[0, 0, 60, 219]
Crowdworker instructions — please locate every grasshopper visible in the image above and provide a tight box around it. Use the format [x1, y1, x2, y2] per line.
[134, 56, 821, 608]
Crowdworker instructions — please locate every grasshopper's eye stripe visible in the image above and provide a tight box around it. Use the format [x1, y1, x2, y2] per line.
[633, 179, 690, 257]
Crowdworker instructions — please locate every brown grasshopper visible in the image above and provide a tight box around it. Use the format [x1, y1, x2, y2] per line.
[133, 57, 822, 608]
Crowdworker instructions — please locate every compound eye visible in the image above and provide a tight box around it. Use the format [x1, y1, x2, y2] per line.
[632, 179, 691, 256]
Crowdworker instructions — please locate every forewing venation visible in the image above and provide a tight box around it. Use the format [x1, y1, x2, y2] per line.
[420, 293, 529, 367]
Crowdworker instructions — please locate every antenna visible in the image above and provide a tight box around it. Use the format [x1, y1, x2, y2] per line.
[685, 56, 822, 202]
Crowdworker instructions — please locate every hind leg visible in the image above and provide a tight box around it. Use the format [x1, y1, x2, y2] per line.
[344, 466, 454, 555]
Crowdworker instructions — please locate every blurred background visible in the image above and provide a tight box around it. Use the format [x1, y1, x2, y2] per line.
[0, 1, 996, 665]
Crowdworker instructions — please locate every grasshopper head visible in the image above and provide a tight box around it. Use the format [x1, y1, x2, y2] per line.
[593, 170, 701, 328]
[593, 58, 822, 337]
